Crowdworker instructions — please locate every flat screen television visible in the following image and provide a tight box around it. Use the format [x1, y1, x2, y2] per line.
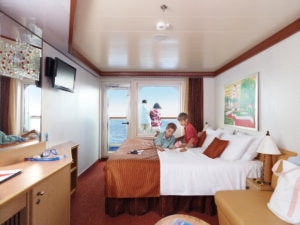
[52, 57, 76, 93]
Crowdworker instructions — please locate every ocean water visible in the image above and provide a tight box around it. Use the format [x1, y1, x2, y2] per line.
[108, 118, 178, 151]
[108, 119, 127, 145]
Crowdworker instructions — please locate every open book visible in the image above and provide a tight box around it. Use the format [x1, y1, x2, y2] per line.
[0, 169, 22, 184]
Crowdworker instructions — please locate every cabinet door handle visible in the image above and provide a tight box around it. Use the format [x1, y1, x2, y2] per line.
[36, 199, 41, 204]
[37, 191, 45, 196]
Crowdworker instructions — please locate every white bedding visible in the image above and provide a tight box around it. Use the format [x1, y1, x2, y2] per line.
[158, 147, 262, 196]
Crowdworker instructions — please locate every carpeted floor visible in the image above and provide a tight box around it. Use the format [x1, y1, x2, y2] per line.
[71, 160, 219, 225]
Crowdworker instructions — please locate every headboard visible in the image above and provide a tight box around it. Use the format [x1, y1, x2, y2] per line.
[257, 148, 297, 162]
[256, 148, 297, 187]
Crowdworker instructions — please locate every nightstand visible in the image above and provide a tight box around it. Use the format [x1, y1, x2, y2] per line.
[246, 178, 273, 191]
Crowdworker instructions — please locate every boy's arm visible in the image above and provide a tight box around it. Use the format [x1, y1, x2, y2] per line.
[179, 137, 195, 152]
[186, 138, 195, 148]
[154, 139, 164, 151]
[154, 136, 161, 146]
[168, 136, 177, 148]
[154, 134, 165, 151]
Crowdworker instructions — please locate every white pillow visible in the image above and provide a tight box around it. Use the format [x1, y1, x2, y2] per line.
[206, 128, 223, 138]
[240, 134, 264, 160]
[235, 130, 249, 136]
[203, 127, 234, 149]
[202, 134, 216, 148]
[220, 134, 254, 160]
[216, 127, 235, 136]
[202, 128, 224, 148]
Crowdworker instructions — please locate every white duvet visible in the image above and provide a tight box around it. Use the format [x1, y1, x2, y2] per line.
[158, 148, 262, 196]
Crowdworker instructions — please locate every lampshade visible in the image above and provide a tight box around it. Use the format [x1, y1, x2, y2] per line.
[256, 134, 281, 155]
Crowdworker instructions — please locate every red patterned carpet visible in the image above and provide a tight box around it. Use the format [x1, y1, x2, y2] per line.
[71, 160, 219, 225]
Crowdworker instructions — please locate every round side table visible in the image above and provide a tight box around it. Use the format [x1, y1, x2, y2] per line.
[155, 214, 210, 225]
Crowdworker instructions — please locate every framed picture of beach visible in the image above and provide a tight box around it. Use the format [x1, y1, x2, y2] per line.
[224, 73, 258, 131]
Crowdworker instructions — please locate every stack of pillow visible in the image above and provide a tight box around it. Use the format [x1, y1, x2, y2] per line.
[198, 127, 264, 160]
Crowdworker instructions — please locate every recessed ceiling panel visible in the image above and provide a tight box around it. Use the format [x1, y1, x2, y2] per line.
[72, 0, 300, 72]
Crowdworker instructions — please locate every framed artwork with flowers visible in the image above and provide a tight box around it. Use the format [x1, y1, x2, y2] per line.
[224, 73, 258, 131]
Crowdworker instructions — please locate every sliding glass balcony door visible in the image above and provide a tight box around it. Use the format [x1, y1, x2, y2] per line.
[103, 85, 130, 154]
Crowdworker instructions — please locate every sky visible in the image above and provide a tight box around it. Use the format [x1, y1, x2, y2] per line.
[108, 86, 180, 117]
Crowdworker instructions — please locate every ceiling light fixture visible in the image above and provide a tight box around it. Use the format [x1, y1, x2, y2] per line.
[156, 21, 170, 31]
[156, 4, 171, 31]
[160, 4, 168, 11]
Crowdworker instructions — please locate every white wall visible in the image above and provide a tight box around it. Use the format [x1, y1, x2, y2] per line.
[41, 42, 100, 174]
[203, 77, 216, 126]
[214, 32, 300, 153]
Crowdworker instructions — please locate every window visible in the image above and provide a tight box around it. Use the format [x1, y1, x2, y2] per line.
[23, 84, 41, 133]
[136, 80, 184, 137]
[101, 78, 185, 156]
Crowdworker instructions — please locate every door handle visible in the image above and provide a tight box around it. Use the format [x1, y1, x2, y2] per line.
[37, 191, 45, 196]
[122, 122, 129, 125]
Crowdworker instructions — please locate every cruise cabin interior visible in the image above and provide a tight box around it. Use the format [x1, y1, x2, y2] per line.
[0, 0, 300, 225]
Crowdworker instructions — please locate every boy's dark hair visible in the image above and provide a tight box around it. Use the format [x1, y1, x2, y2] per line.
[166, 122, 177, 131]
[177, 112, 188, 121]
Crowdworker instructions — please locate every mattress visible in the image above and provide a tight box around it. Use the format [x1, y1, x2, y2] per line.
[158, 147, 262, 195]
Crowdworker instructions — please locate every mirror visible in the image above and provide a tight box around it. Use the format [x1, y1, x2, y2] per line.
[0, 11, 42, 149]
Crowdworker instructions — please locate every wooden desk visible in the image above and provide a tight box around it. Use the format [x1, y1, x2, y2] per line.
[0, 141, 78, 225]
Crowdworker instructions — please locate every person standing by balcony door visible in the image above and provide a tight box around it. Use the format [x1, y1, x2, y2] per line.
[150, 103, 162, 133]
[139, 99, 151, 134]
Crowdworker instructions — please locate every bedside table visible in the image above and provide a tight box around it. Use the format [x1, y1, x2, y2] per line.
[246, 178, 273, 191]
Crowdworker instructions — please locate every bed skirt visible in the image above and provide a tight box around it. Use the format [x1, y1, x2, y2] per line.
[105, 195, 216, 217]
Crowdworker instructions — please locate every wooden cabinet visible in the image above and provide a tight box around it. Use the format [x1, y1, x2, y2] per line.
[246, 178, 273, 191]
[70, 145, 78, 195]
[0, 141, 78, 225]
[31, 165, 70, 225]
[0, 192, 27, 224]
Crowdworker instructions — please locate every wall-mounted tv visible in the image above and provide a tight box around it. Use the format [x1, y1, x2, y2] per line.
[45, 57, 76, 93]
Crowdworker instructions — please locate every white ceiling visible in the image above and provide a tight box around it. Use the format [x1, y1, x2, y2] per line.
[1, 0, 300, 74]
[0, 0, 70, 52]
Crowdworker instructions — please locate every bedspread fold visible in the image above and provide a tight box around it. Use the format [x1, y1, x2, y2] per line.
[104, 138, 160, 198]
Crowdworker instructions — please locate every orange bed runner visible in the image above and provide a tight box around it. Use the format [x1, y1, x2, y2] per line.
[104, 139, 160, 198]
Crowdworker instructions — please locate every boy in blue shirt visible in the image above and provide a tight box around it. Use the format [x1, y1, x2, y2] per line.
[154, 122, 177, 151]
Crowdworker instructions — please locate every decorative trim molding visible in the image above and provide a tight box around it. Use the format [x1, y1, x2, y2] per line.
[68, 47, 102, 75]
[215, 18, 300, 75]
[68, 0, 76, 48]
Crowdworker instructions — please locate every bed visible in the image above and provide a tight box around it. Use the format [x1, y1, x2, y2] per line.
[104, 128, 267, 216]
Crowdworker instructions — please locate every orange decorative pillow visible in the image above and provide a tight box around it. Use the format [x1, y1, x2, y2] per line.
[197, 131, 207, 147]
[203, 137, 229, 158]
